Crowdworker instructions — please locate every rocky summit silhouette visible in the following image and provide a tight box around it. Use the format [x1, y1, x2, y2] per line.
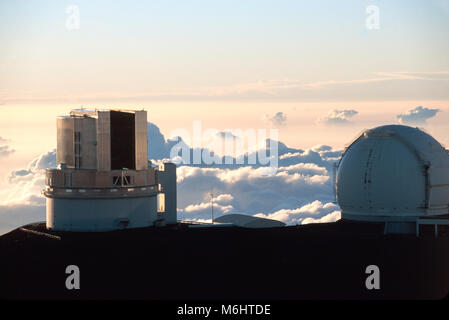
[1, 220, 448, 300]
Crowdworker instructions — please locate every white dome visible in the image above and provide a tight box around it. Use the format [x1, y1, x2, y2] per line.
[336, 125, 449, 221]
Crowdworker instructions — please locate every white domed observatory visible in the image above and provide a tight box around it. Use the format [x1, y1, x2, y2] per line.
[335, 125, 449, 235]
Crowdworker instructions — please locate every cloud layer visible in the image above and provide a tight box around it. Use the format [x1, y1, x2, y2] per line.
[0, 150, 56, 235]
[396, 106, 440, 125]
[2, 149, 56, 206]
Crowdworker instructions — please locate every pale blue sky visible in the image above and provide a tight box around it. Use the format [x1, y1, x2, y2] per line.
[1, 0, 449, 102]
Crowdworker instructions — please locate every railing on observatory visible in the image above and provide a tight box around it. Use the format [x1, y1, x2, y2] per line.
[43, 168, 160, 198]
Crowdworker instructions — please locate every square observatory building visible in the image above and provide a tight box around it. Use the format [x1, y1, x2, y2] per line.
[43, 109, 177, 232]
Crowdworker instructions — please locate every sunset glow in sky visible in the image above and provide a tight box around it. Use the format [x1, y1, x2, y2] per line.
[1, 0, 449, 233]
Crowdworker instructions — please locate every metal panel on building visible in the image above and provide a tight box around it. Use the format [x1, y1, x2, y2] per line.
[74, 116, 97, 169]
[56, 117, 75, 167]
[135, 110, 148, 171]
[97, 111, 111, 171]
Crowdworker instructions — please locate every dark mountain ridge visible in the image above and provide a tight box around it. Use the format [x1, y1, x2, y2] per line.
[1, 220, 448, 300]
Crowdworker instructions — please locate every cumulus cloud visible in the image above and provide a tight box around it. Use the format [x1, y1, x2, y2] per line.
[149, 124, 244, 163]
[183, 193, 235, 215]
[318, 109, 358, 125]
[0, 121, 343, 235]
[182, 193, 235, 220]
[254, 200, 340, 225]
[2, 150, 55, 206]
[264, 112, 287, 126]
[302, 210, 341, 225]
[0, 150, 54, 234]
[171, 135, 341, 224]
[0, 137, 15, 158]
[149, 120, 341, 224]
[176, 157, 335, 221]
[396, 106, 440, 125]
[150, 121, 307, 169]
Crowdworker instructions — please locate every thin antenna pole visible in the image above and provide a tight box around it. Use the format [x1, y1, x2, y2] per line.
[332, 162, 337, 203]
[211, 191, 214, 224]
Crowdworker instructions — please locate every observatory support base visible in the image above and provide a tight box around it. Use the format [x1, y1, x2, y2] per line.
[383, 221, 416, 235]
